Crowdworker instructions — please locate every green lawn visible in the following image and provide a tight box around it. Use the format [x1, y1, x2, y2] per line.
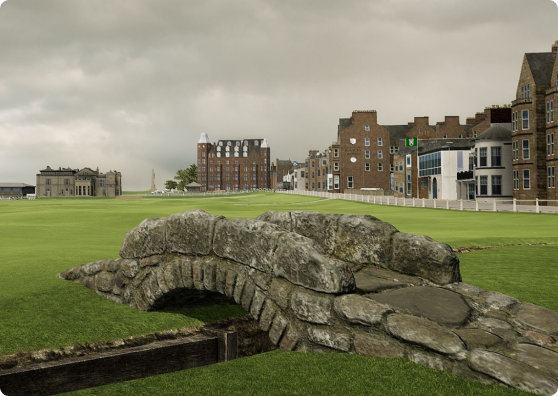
[1, 192, 556, 396]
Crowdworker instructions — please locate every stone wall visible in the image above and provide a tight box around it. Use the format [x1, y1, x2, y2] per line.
[59, 210, 558, 395]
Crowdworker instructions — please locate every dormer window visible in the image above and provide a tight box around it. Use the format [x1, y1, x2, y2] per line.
[254, 140, 259, 146]
[364, 125, 370, 131]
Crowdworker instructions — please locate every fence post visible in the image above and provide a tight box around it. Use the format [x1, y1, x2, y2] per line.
[475, 201, 479, 212]
[536, 198, 540, 213]
[368, 196, 370, 203]
[513, 198, 517, 212]
[446, 200, 449, 210]
[493, 200, 497, 212]
[422, 198, 425, 207]
[403, 198, 406, 207]
[433, 199, 437, 209]
[412, 198, 415, 207]
[394, 197, 397, 206]
[460, 199, 463, 211]
[374, 196, 376, 204]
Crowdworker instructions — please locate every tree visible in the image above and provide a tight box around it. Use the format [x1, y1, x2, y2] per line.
[174, 164, 198, 190]
[164, 180, 178, 190]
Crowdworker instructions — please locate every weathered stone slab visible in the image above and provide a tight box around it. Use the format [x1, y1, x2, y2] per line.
[268, 312, 288, 345]
[268, 278, 293, 310]
[279, 323, 299, 351]
[481, 292, 519, 311]
[256, 211, 293, 232]
[513, 303, 558, 336]
[391, 233, 461, 285]
[213, 218, 284, 273]
[95, 271, 114, 293]
[510, 343, 558, 380]
[369, 286, 471, 326]
[454, 329, 502, 349]
[291, 290, 332, 325]
[387, 314, 465, 358]
[334, 214, 397, 266]
[120, 260, 140, 279]
[250, 290, 266, 319]
[355, 266, 422, 286]
[354, 277, 408, 293]
[120, 218, 167, 259]
[308, 327, 351, 352]
[273, 232, 355, 294]
[166, 210, 224, 256]
[469, 349, 558, 395]
[290, 211, 342, 255]
[334, 294, 392, 326]
[354, 331, 404, 358]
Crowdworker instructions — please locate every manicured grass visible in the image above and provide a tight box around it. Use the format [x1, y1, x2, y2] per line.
[61, 350, 532, 396]
[1, 193, 557, 396]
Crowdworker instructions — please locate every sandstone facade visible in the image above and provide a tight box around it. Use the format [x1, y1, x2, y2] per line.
[59, 210, 558, 395]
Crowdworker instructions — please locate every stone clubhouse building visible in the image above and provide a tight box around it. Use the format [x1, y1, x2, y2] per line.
[36, 166, 122, 197]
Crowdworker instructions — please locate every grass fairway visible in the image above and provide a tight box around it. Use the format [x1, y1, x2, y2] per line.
[1, 192, 557, 396]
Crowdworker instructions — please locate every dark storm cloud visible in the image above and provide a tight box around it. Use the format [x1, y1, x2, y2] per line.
[0, 0, 556, 189]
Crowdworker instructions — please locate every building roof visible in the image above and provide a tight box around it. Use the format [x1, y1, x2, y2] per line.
[0, 183, 35, 188]
[477, 124, 511, 141]
[186, 182, 202, 187]
[525, 52, 557, 85]
[384, 125, 413, 141]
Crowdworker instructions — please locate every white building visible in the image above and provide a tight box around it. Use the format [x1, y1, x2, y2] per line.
[418, 139, 473, 200]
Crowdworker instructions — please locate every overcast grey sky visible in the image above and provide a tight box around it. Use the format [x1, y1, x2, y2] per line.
[0, 0, 557, 190]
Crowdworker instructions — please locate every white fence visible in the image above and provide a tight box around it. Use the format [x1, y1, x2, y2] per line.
[277, 190, 558, 214]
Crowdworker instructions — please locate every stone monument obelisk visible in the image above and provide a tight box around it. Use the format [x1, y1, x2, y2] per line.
[150, 169, 156, 192]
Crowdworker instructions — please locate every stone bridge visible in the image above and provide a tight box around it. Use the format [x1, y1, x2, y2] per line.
[59, 210, 558, 395]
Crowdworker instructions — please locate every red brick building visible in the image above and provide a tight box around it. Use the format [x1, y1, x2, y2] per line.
[511, 41, 558, 204]
[196, 133, 271, 192]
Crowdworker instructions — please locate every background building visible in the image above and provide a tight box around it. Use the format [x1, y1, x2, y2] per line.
[197, 133, 271, 192]
[0, 183, 35, 198]
[36, 166, 122, 197]
[511, 41, 558, 204]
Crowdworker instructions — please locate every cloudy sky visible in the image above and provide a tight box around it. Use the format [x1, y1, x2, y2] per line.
[0, 0, 557, 190]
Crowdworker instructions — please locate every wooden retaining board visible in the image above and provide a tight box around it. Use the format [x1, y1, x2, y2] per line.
[0, 330, 237, 396]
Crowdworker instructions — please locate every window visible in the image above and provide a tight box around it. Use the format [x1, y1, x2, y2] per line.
[479, 148, 487, 167]
[548, 166, 556, 188]
[365, 163, 370, 171]
[480, 176, 488, 195]
[552, 100, 555, 123]
[443, 135, 447, 139]
[513, 141, 519, 160]
[473, 130, 477, 138]
[399, 182, 403, 194]
[378, 150, 383, 159]
[317, 170, 320, 176]
[390, 164, 394, 172]
[492, 176, 502, 195]
[334, 162, 339, 171]
[527, 83, 530, 98]
[334, 148, 339, 157]
[390, 146, 399, 154]
[491, 147, 501, 167]
[395, 162, 398, 172]
[548, 133, 555, 156]
[378, 163, 383, 171]
[548, 101, 552, 123]
[365, 138, 370, 146]
[522, 140, 530, 159]
[377, 138, 383, 146]
[406, 155, 411, 167]
[458, 135, 462, 138]
[364, 150, 370, 159]
[400, 160, 404, 170]
[406, 174, 412, 196]
[522, 110, 529, 130]
[300, 171, 305, 178]
[364, 125, 370, 131]
[513, 170, 519, 190]
[347, 176, 354, 189]
[419, 152, 441, 177]
[521, 85, 525, 99]
[334, 175, 339, 189]
[512, 112, 516, 132]
[523, 169, 531, 189]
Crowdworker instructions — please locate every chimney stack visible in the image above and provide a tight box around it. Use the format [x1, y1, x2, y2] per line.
[552, 40, 558, 53]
